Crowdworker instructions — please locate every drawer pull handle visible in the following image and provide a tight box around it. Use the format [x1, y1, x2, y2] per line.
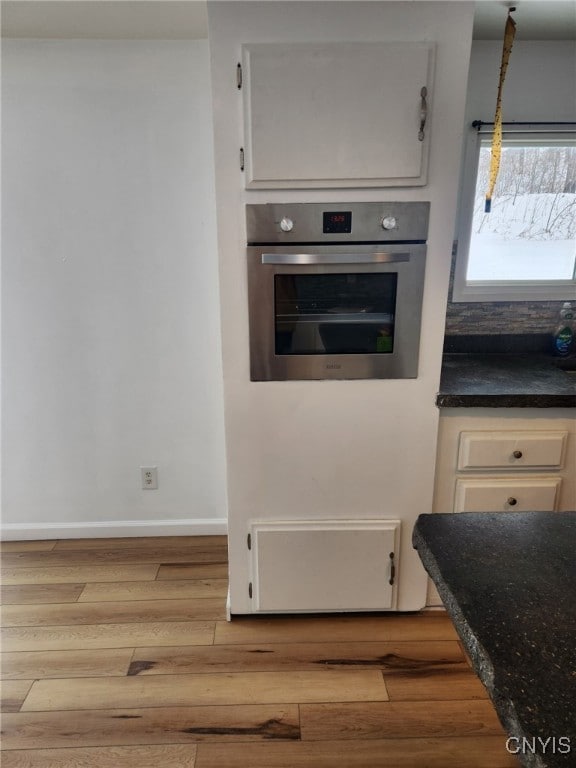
[513, 450, 523, 459]
[507, 497, 518, 506]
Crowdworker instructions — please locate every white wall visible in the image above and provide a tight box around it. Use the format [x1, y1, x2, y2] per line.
[466, 40, 576, 123]
[207, 1, 475, 612]
[1, 40, 227, 538]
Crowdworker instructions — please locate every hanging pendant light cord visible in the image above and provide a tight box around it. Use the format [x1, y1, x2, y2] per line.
[485, 8, 517, 213]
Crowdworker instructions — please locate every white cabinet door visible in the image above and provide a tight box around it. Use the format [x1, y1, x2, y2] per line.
[454, 478, 561, 513]
[241, 42, 434, 188]
[249, 519, 399, 612]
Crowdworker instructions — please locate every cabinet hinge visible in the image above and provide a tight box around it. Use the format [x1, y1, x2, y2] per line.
[248, 582, 253, 598]
[237, 62, 243, 90]
[240, 147, 245, 171]
[247, 533, 252, 550]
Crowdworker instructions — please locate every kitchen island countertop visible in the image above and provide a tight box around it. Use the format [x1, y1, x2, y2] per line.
[413, 511, 576, 768]
[437, 354, 576, 408]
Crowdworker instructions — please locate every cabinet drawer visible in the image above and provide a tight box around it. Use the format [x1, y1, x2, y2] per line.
[457, 431, 567, 471]
[454, 478, 561, 513]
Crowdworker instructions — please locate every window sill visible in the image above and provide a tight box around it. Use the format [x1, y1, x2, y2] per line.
[451, 283, 576, 303]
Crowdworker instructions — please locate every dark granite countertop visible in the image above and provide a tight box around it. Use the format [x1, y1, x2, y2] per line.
[413, 511, 576, 768]
[437, 354, 576, 408]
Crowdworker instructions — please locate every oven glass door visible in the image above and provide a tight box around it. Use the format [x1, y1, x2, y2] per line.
[247, 244, 426, 380]
[274, 273, 397, 355]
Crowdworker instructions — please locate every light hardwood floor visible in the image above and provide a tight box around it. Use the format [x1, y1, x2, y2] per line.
[0, 536, 519, 767]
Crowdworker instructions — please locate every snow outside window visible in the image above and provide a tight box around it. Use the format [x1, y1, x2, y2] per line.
[452, 133, 576, 302]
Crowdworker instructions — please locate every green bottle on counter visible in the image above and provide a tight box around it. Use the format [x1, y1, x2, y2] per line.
[553, 302, 574, 356]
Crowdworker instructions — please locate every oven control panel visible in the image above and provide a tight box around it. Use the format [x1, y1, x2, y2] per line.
[246, 202, 430, 244]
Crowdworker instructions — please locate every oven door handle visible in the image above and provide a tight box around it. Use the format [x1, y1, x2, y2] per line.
[261, 252, 410, 265]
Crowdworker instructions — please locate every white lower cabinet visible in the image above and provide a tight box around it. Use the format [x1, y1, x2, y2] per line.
[427, 410, 575, 607]
[248, 519, 400, 613]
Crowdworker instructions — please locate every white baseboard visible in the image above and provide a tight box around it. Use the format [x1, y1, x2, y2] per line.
[0, 518, 228, 541]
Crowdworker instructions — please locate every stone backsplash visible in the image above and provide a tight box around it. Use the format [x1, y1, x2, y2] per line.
[444, 249, 573, 336]
[444, 299, 569, 336]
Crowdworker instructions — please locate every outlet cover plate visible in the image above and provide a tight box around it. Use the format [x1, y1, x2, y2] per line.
[141, 466, 158, 490]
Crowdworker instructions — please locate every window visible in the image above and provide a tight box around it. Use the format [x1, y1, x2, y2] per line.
[453, 131, 576, 302]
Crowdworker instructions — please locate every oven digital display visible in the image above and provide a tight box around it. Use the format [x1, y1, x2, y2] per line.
[323, 211, 352, 234]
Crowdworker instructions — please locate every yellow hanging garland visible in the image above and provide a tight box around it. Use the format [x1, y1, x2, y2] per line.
[485, 8, 517, 213]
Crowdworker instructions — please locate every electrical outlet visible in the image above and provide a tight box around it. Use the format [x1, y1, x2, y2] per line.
[141, 466, 158, 490]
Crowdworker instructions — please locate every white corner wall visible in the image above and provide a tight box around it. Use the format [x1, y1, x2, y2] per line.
[1, 40, 227, 539]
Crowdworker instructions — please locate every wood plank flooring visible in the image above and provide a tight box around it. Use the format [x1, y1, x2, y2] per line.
[0, 535, 519, 767]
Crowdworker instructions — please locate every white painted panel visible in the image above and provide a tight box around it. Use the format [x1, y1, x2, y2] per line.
[454, 478, 561, 513]
[426, 579, 443, 608]
[457, 431, 567, 470]
[242, 42, 433, 188]
[250, 520, 399, 612]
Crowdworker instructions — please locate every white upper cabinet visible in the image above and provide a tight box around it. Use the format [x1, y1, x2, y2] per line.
[241, 42, 434, 189]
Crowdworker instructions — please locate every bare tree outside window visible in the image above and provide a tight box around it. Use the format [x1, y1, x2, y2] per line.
[467, 143, 576, 282]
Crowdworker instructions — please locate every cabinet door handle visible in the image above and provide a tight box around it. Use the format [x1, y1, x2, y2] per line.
[507, 497, 518, 506]
[418, 87, 427, 141]
[389, 552, 396, 586]
[513, 450, 523, 459]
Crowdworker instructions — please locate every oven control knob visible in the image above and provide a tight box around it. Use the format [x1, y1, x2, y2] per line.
[279, 217, 294, 232]
[381, 216, 397, 231]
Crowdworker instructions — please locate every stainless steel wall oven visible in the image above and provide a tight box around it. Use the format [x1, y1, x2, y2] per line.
[247, 202, 429, 381]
